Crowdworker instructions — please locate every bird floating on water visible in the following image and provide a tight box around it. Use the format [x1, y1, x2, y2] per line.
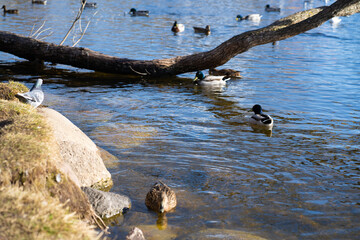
[129, 8, 149, 16]
[249, 104, 273, 131]
[193, 71, 230, 86]
[209, 68, 242, 78]
[32, 0, 47, 5]
[2, 5, 19, 14]
[265, 4, 281, 12]
[193, 25, 211, 35]
[82, 0, 97, 8]
[16, 79, 44, 108]
[145, 181, 177, 213]
[171, 21, 185, 33]
[236, 14, 262, 22]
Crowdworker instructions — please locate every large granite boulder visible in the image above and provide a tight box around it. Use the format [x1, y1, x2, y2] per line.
[39, 108, 112, 188]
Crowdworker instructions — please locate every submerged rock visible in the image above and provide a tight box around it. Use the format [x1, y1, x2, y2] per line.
[183, 228, 268, 240]
[81, 187, 131, 218]
[126, 227, 146, 240]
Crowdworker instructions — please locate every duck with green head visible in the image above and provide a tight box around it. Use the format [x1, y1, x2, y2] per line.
[193, 71, 230, 86]
[249, 104, 273, 130]
[236, 14, 262, 22]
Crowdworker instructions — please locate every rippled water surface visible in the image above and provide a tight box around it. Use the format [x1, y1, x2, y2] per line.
[1, 0, 360, 239]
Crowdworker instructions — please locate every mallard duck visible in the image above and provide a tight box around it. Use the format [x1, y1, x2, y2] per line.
[193, 25, 211, 35]
[129, 8, 149, 16]
[32, 0, 47, 5]
[2, 5, 19, 14]
[265, 4, 281, 12]
[194, 71, 230, 86]
[249, 104, 273, 130]
[82, 0, 97, 8]
[236, 14, 262, 22]
[145, 181, 177, 213]
[209, 68, 242, 78]
[16, 79, 44, 108]
[171, 21, 185, 33]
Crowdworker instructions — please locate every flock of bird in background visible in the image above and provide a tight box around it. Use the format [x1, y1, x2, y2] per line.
[7, 2, 280, 135]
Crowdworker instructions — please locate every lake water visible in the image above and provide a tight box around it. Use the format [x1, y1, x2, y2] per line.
[1, 0, 360, 239]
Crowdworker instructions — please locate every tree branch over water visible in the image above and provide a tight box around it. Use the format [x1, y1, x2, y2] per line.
[0, 0, 359, 77]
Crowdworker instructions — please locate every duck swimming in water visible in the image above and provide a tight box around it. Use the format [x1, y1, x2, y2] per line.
[2, 5, 19, 14]
[193, 71, 230, 86]
[249, 104, 273, 130]
[171, 21, 185, 33]
[209, 68, 242, 78]
[193, 25, 211, 35]
[265, 4, 281, 12]
[82, 0, 97, 8]
[236, 14, 262, 22]
[32, 0, 47, 5]
[129, 8, 149, 16]
[145, 181, 177, 213]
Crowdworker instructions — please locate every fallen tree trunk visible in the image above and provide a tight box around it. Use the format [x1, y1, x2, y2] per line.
[0, 0, 359, 77]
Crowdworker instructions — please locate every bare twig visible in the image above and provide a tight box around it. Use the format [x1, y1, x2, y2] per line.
[29, 21, 53, 41]
[129, 66, 148, 76]
[35, 28, 52, 39]
[72, 20, 91, 47]
[30, 21, 46, 37]
[59, 0, 86, 45]
[37, 31, 54, 41]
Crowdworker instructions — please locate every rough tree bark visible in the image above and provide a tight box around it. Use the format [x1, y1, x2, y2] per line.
[0, 0, 359, 77]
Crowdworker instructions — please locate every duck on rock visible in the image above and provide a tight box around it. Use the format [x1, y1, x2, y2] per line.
[15, 79, 44, 108]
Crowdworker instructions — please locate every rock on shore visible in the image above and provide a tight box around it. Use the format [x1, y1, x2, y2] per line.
[39, 108, 112, 189]
[82, 186, 131, 218]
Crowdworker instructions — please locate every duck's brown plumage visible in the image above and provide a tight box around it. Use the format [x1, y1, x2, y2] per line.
[145, 181, 177, 213]
[209, 68, 242, 78]
[193, 25, 211, 35]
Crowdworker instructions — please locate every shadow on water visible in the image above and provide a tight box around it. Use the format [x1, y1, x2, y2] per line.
[0, 60, 193, 87]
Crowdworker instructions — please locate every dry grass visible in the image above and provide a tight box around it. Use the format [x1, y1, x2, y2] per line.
[0, 80, 29, 100]
[0, 82, 103, 240]
[0, 186, 100, 240]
